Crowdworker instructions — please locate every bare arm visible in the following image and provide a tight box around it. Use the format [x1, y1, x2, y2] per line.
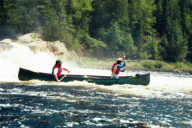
[63, 68, 70, 73]
[54, 74, 60, 82]
[53, 68, 60, 82]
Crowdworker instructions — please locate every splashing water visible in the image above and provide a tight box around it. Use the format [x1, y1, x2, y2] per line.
[0, 39, 56, 82]
[0, 34, 192, 127]
[1, 34, 192, 95]
[0, 35, 192, 97]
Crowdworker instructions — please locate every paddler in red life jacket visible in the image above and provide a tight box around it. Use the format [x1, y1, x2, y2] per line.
[52, 60, 70, 82]
[111, 56, 127, 79]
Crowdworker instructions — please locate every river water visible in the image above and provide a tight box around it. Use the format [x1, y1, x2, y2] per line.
[0, 36, 192, 128]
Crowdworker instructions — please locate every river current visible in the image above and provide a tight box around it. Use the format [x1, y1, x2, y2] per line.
[0, 35, 192, 128]
[0, 71, 192, 128]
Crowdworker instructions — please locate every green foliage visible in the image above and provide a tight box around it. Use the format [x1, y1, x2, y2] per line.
[105, 23, 123, 51]
[67, 0, 93, 33]
[83, 34, 106, 49]
[156, 0, 190, 62]
[4, 0, 41, 33]
[161, 0, 188, 62]
[141, 61, 165, 70]
[142, 60, 175, 71]
[0, 0, 6, 24]
[174, 62, 186, 69]
[180, 0, 192, 62]
[122, 33, 137, 59]
[1, 0, 192, 63]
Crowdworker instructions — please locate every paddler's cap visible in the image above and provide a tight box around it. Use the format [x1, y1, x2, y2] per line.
[56, 60, 62, 64]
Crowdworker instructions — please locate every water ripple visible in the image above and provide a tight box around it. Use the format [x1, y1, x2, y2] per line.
[0, 83, 191, 128]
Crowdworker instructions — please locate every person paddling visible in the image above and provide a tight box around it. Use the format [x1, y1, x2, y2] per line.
[52, 60, 70, 82]
[111, 56, 127, 79]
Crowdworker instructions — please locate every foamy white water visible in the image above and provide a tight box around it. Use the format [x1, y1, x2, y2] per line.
[0, 37, 57, 82]
[0, 34, 192, 99]
[0, 34, 191, 128]
[95, 70, 192, 98]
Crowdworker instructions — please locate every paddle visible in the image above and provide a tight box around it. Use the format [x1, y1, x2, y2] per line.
[122, 56, 136, 77]
[58, 69, 70, 81]
[59, 74, 67, 81]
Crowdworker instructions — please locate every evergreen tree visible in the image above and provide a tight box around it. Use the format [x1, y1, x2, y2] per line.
[0, 0, 6, 24]
[1, 0, 192, 61]
[161, 0, 188, 62]
[4, 0, 41, 33]
[128, 0, 156, 58]
[180, 0, 192, 62]
[154, 0, 167, 36]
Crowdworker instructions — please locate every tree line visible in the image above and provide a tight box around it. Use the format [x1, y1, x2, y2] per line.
[0, 0, 192, 62]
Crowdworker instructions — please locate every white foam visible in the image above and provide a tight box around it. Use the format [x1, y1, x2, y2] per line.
[0, 39, 56, 82]
[1, 35, 192, 99]
[149, 73, 192, 91]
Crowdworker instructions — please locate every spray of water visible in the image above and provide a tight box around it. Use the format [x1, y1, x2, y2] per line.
[0, 33, 192, 99]
[0, 33, 66, 81]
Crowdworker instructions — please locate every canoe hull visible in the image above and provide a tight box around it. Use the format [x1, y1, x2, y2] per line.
[18, 68, 150, 85]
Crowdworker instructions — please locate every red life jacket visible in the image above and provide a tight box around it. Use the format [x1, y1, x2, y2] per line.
[111, 62, 120, 75]
[52, 64, 62, 77]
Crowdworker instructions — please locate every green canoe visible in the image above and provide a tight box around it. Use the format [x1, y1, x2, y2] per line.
[18, 68, 150, 85]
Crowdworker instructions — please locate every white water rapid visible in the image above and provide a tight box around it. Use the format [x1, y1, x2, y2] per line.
[0, 33, 192, 128]
[0, 33, 192, 99]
